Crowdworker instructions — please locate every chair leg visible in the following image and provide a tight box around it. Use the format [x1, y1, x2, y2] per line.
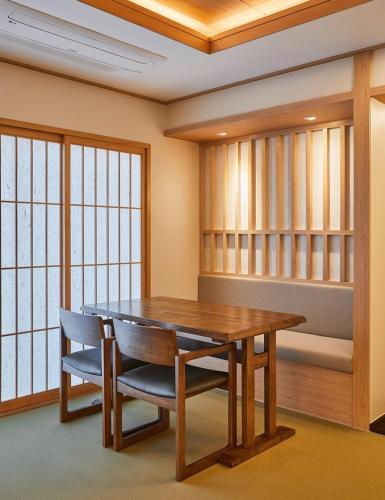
[102, 379, 113, 448]
[59, 368, 69, 423]
[228, 349, 238, 448]
[113, 388, 124, 451]
[175, 394, 186, 482]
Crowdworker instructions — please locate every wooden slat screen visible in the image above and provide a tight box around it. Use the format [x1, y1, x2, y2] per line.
[200, 122, 354, 285]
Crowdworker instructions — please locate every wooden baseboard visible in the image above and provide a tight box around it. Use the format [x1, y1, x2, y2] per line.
[0, 383, 100, 418]
[192, 357, 353, 427]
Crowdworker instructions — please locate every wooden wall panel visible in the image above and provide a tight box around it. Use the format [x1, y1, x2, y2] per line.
[200, 121, 354, 286]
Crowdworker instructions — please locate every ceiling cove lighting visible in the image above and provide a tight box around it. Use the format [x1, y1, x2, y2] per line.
[0, 0, 167, 74]
[304, 116, 317, 121]
[217, 132, 227, 136]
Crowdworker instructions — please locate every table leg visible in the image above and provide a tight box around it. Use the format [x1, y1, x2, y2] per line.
[219, 331, 295, 468]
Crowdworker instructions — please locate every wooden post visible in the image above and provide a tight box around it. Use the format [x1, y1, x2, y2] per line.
[353, 52, 371, 430]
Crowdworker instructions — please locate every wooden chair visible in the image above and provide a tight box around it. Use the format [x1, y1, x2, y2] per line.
[59, 308, 146, 447]
[112, 319, 237, 481]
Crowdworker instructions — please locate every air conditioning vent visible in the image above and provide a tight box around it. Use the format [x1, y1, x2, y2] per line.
[0, 0, 167, 74]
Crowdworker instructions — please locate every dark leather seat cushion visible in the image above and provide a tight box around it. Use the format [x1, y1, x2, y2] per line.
[62, 348, 145, 376]
[117, 364, 228, 399]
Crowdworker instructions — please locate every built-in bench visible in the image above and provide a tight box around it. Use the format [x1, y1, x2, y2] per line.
[179, 276, 354, 426]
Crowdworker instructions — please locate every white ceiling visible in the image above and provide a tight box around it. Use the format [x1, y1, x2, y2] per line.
[0, 0, 384, 102]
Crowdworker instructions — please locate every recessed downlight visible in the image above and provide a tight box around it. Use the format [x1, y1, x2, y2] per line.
[304, 116, 317, 121]
[217, 132, 227, 136]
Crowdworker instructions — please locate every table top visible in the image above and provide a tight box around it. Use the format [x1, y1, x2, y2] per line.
[81, 296, 306, 342]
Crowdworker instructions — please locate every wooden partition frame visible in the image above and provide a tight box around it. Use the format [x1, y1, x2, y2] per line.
[200, 120, 354, 287]
[0, 118, 151, 416]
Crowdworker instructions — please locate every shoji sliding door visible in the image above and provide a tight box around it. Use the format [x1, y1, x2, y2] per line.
[0, 125, 149, 413]
[0, 129, 62, 406]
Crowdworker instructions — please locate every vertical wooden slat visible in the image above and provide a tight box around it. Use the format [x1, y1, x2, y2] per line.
[210, 233, 216, 273]
[236, 142, 241, 231]
[306, 234, 312, 280]
[323, 128, 330, 231]
[262, 234, 269, 276]
[222, 144, 228, 231]
[248, 140, 255, 275]
[291, 133, 297, 231]
[248, 233, 255, 275]
[353, 52, 370, 430]
[306, 130, 313, 232]
[142, 148, 151, 297]
[0, 134, 2, 402]
[44, 141, 48, 391]
[94, 148, 97, 302]
[223, 233, 228, 274]
[118, 152, 121, 300]
[106, 150, 110, 303]
[64, 138, 72, 310]
[291, 235, 297, 279]
[276, 136, 284, 230]
[340, 126, 347, 230]
[209, 146, 216, 231]
[340, 235, 346, 282]
[29, 139, 34, 396]
[262, 137, 269, 231]
[323, 234, 329, 281]
[199, 147, 205, 274]
[345, 127, 351, 231]
[276, 234, 282, 277]
[15, 137, 18, 398]
[235, 233, 240, 274]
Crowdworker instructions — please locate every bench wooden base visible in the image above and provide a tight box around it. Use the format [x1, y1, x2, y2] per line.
[219, 426, 295, 468]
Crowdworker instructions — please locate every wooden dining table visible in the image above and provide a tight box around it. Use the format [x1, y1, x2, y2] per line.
[82, 296, 305, 467]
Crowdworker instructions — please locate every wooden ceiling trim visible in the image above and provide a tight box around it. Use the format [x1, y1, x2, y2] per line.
[210, 0, 371, 52]
[79, 0, 210, 53]
[80, 0, 373, 53]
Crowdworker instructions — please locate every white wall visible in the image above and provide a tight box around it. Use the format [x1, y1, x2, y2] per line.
[370, 97, 385, 422]
[167, 58, 354, 128]
[0, 61, 200, 299]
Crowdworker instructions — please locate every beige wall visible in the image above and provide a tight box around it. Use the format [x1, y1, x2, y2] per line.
[167, 58, 354, 128]
[0, 61, 200, 300]
[370, 97, 385, 422]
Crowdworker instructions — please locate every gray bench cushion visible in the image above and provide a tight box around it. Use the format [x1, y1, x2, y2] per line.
[255, 331, 353, 373]
[198, 276, 353, 340]
[118, 364, 228, 398]
[62, 348, 145, 376]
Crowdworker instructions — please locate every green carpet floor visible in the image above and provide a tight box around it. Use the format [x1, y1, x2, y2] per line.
[0, 391, 384, 500]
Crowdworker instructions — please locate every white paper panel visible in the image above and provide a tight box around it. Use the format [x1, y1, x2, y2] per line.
[108, 151, 119, 207]
[120, 264, 130, 300]
[1, 135, 16, 200]
[47, 328, 60, 390]
[47, 205, 60, 266]
[109, 265, 119, 301]
[131, 154, 142, 208]
[33, 330, 46, 394]
[70, 267, 83, 313]
[120, 208, 130, 262]
[96, 207, 107, 264]
[329, 128, 341, 230]
[70, 206, 82, 266]
[47, 142, 61, 204]
[1, 270, 16, 335]
[17, 268, 31, 332]
[312, 130, 324, 230]
[84, 266, 96, 304]
[18, 204, 31, 267]
[33, 141, 46, 203]
[347, 236, 354, 282]
[70, 145, 82, 205]
[17, 138, 31, 202]
[1, 203, 16, 267]
[33, 268, 46, 330]
[329, 236, 341, 281]
[131, 209, 141, 262]
[83, 147, 95, 206]
[120, 153, 130, 207]
[240, 235, 248, 274]
[131, 263, 141, 299]
[96, 149, 107, 206]
[33, 204, 46, 266]
[1, 335, 16, 401]
[97, 265, 108, 303]
[84, 207, 95, 265]
[239, 142, 249, 230]
[18, 332, 31, 397]
[47, 267, 60, 328]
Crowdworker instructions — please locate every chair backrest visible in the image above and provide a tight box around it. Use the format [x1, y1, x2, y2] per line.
[59, 308, 104, 347]
[113, 320, 178, 366]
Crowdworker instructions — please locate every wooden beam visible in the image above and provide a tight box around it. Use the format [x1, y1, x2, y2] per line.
[352, 52, 371, 430]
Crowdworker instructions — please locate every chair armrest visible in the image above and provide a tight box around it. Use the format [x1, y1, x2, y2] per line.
[179, 342, 235, 364]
